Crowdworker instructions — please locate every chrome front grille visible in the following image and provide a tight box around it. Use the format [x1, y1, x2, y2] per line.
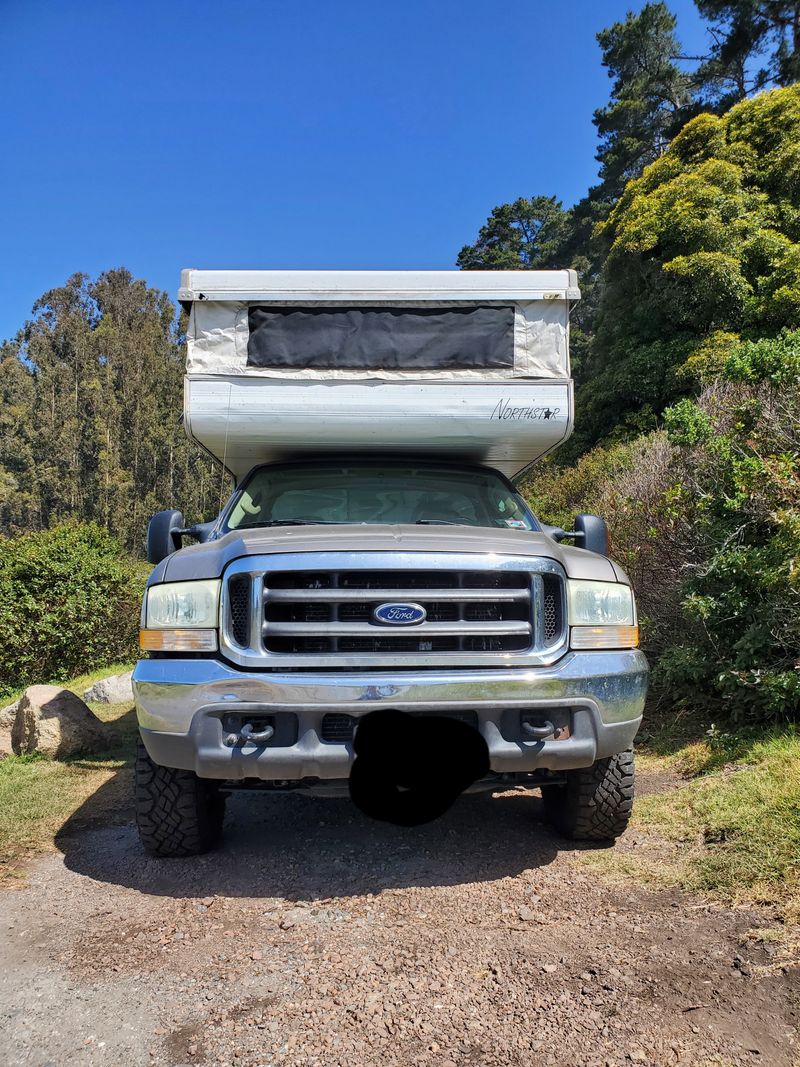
[220, 551, 568, 669]
[264, 570, 533, 655]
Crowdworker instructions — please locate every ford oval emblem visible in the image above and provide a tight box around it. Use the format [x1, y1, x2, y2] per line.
[372, 602, 427, 626]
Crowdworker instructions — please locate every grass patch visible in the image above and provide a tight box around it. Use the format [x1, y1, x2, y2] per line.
[586, 724, 800, 925]
[0, 696, 137, 882]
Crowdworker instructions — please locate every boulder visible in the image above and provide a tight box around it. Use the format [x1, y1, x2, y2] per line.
[83, 671, 134, 705]
[0, 699, 18, 758]
[0, 699, 19, 730]
[12, 685, 106, 759]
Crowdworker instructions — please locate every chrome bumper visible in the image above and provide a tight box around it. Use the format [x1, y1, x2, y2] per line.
[133, 650, 647, 780]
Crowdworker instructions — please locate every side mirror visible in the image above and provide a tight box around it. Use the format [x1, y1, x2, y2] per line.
[573, 513, 610, 557]
[147, 509, 185, 564]
[542, 514, 610, 557]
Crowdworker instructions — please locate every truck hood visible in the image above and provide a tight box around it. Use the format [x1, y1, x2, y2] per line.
[154, 524, 627, 584]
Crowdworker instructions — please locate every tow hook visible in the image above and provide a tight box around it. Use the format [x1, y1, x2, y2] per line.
[224, 722, 275, 746]
[521, 719, 555, 740]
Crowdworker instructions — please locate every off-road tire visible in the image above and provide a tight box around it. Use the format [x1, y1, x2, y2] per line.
[542, 749, 634, 842]
[135, 738, 225, 857]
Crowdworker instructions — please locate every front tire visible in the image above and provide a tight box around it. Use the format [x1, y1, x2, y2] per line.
[135, 738, 225, 856]
[542, 749, 634, 842]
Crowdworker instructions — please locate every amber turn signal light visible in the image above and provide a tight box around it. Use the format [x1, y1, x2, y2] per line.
[139, 628, 218, 652]
[570, 625, 639, 650]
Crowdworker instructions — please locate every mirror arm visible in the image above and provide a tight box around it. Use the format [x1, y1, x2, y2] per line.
[175, 521, 216, 544]
[542, 525, 585, 543]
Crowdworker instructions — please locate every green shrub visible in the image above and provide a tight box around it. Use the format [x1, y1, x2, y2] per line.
[520, 439, 643, 532]
[523, 331, 800, 726]
[522, 432, 698, 660]
[0, 523, 144, 697]
[657, 337, 800, 723]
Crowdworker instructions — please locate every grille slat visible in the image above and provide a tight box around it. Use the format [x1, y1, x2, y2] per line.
[264, 620, 530, 637]
[266, 587, 529, 602]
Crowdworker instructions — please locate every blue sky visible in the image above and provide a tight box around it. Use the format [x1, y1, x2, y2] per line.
[0, 0, 709, 339]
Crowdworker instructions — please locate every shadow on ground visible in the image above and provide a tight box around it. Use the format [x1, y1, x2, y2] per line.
[55, 763, 569, 900]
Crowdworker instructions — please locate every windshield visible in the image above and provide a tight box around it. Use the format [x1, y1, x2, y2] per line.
[224, 463, 538, 532]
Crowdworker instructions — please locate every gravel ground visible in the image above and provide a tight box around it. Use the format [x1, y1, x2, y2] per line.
[1, 773, 798, 1067]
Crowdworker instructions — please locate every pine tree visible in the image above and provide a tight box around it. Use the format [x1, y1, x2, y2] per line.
[694, 2, 800, 110]
[594, 3, 694, 202]
[456, 197, 570, 270]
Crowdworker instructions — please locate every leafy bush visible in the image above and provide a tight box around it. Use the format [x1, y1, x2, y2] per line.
[523, 331, 800, 725]
[657, 332, 800, 723]
[522, 432, 699, 660]
[0, 523, 144, 697]
[572, 84, 800, 454]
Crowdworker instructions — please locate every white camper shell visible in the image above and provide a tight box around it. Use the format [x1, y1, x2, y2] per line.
[181, 269, 579, 480]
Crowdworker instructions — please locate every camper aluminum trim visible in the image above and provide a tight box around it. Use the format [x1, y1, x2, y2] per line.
[179, 268, 581, 303]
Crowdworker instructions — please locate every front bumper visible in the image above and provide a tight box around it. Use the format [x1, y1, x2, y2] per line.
[133, 651, 648, 781]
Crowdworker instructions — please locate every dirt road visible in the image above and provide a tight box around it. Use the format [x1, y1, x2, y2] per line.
[1, 774, 797, 1067]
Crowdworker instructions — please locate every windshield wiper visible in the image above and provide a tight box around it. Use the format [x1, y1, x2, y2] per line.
[235, 519, 345, 529]
[235, 518, 474, 530]
[415, 519, 469, 526]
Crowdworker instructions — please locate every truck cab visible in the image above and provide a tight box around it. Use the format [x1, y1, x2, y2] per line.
[133, 271, 647, 855]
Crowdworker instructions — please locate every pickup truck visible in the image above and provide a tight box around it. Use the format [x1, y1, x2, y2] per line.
[132, 271, 647, 855]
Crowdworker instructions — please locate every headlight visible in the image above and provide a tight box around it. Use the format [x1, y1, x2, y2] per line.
[567, 580, 638, 649]
[145, 579, 220, 628]
[567, 580, 634, 626]
[140, 580, 220, 652]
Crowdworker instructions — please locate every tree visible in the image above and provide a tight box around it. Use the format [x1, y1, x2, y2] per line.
[573, 84, 800, 453]
[594, 3, 694, 203]
[456, 196, 570, 270]
[0, 338, 37, 532]
[456, 6, 699, 384]
[694, 2, 800, 110]
[1, 270, 224, 554]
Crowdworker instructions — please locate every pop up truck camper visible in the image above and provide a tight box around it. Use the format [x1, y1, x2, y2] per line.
[133, 270, 647, 853]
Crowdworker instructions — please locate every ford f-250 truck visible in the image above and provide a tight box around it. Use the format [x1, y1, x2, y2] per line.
[133, 270, 647, 856]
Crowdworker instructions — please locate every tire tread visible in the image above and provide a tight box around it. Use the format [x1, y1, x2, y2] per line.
[543, 749, 635, 842]
[134, 738, 224, 857]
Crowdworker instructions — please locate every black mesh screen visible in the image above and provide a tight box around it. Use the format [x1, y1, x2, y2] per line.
[246, 305, 515, 370]
[542, 575, 562, 643]
[228, 575, 250, 646]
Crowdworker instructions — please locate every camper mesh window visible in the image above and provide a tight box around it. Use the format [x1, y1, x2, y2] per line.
[246, 305, 515, 370]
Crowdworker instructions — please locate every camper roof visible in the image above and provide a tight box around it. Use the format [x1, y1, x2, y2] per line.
[178, 268, 580, 305]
